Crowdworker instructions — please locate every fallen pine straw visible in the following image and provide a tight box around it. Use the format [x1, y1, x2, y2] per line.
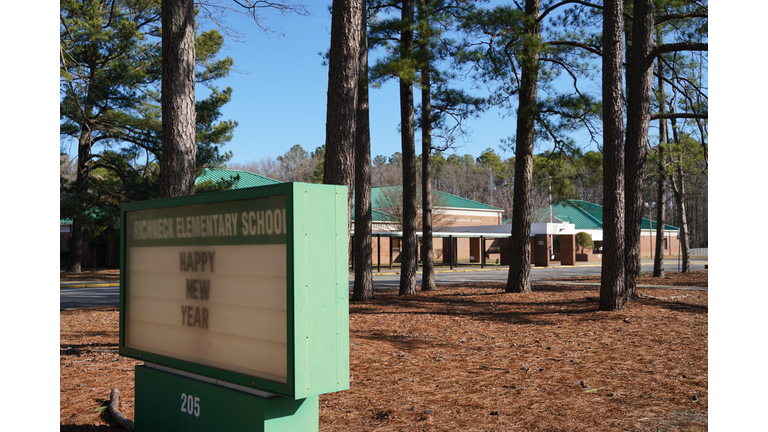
[61, 275, 707, 431]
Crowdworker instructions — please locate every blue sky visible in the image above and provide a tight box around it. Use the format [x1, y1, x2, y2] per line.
[205, 2, 596, 166]
[55, 1, 607, 166]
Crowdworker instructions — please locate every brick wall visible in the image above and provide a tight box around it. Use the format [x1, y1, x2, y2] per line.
[533, 234, 551, 267]
[639, 234, 680, 258]
[560, 234, 576, 265]
[351, 230, 682, 270]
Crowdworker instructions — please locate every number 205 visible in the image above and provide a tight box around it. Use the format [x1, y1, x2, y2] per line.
[180, 393, 200, 417]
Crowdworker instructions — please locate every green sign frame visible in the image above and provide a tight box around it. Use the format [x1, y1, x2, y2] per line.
[119, 182, 350, 399]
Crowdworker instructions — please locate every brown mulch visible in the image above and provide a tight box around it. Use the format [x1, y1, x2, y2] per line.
[60, 271, 708, 431]
[545, 270, 708, 288]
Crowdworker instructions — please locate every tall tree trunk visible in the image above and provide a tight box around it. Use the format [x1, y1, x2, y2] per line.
[505, 0, 540, 294]
[418, 0, 435, 292]
[668, 116, 691, 272]
[68, 222, 84, 273]
[652, 33, 666, 278]
[324, 0, 361, 224]
[653, 144, 667, 277]
[399, 0, 418, 296]
[624, 0, 654, 300]
[672, 164, 690, 272]
[599, 0, 627, 311]
[160, 0, 197, 198]
[68, 128, 93, 273]
[353, 0, 373, 301]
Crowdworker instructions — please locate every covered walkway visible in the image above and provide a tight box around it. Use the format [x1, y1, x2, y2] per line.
[350, 229, 584, 273]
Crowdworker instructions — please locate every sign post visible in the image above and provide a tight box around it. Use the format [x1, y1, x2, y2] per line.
[119, 183, 349, 431]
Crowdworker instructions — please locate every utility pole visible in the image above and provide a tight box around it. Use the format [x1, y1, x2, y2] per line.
[549, 177, 553, 259]
[489, 166, 493, 206]
[645, 201, 654, 260]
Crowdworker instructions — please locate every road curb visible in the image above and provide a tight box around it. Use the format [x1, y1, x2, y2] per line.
[536, 280, 707, 291]
[60, 305, 120, 311]
[360, 263, 605, 277]
[61, 283, 119, 289]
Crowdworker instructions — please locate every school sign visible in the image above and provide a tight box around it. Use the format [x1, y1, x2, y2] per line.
[119, 183, 349, 431]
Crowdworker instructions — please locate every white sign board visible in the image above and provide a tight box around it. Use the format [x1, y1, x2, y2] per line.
[123, 195, 289, 383]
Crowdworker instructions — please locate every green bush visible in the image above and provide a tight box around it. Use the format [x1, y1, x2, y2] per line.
[575, 232, 594, 253]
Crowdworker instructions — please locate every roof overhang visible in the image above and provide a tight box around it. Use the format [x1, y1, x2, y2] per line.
[531, 222, 576, 236]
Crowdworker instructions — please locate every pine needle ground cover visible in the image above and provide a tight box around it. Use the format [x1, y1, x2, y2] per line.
[61, 271, 707, 431]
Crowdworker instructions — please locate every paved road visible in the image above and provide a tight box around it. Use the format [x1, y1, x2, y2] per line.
[60, 260, 707, 309]
[348, 260, 708, 290]
[60, 286, 122, 309]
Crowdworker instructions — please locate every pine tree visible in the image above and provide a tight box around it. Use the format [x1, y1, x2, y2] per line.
[457, 1, 602, 294]
[623, 0, 707, 296]
[60, 0, 236, 271]
[353, 0, 374, 301]
[369, 0, 485, 294]
[324, 0, 362, 224]
[599, 0, 628, 311]
[160, 0, 197, 198]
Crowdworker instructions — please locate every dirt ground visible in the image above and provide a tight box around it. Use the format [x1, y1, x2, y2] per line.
[60, 270, 708, 431]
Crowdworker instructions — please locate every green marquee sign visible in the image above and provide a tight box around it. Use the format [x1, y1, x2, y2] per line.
[119, 182, 350, 400]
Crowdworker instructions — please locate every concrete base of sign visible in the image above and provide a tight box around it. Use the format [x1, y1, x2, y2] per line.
[135, 365, 318, 431]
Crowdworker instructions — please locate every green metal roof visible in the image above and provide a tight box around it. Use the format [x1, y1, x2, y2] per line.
[60, 208, 111, 225]
[352, 186, 500, 223]
[61, 170, 279, 225]
[640, 219, 677, 231]
[371, 209, 396, 223]
[549, 200, 604, 230]
[436, 189, 503, 211]
[369, 186, 502, 211]
[349, 210, 394, 224]
[541, 200, 678, 231]
[196, 168, 282, 189]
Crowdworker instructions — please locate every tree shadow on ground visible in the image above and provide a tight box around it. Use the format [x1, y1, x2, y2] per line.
[349, 283, 619, 329]
[65, 330, 119, 337]
[636, 297, 708, 315]
[60, 426, 118, 431]
[61, 405, 121, 432]
[60, 342, 119, 355]
[350, 283, 707, 352]
[353, 331, 451, 350]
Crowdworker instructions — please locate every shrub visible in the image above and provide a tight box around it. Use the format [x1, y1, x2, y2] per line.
[575, 232, 594, 253]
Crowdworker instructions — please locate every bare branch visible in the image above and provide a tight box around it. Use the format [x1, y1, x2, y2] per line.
[194, 0, 310, 38]
[651, 42, 708, 58]
[539, 0, 603, 23]
[546, 40, 603, 57]
[655, 11, 707, 25]
[539, 57, 585, 97]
